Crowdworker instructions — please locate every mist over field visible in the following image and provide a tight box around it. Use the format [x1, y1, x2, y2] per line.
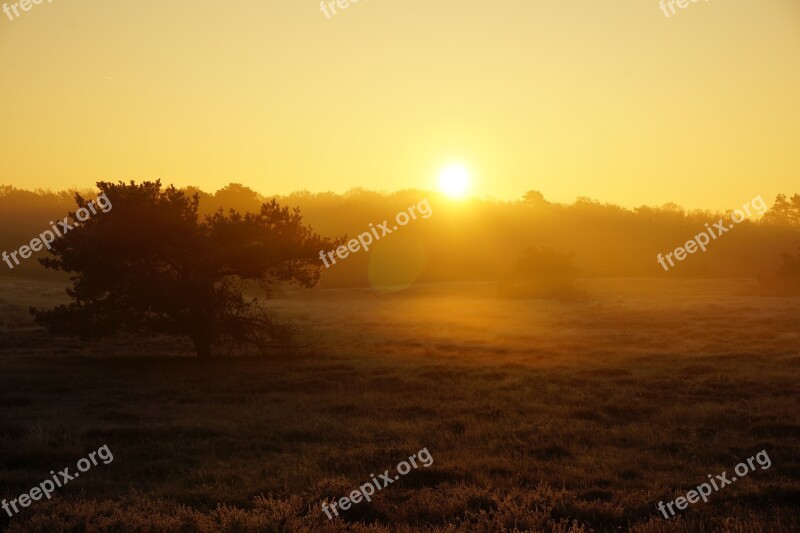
[2, 185, 800, 285]
[1, 183, 799, 532]
[2, 0, 800, 531]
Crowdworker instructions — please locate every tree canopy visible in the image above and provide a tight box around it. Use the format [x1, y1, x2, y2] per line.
[31, 181, 335, 357]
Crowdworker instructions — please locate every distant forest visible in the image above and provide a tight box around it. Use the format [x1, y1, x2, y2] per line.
[1, 184, 799, 286]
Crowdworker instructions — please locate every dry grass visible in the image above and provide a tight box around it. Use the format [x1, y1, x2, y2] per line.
[0, 277, 799, 532]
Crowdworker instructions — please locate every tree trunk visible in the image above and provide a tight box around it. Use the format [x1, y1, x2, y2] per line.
[191, 333, 213, 358]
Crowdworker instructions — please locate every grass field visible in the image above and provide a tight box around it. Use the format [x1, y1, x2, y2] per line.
[1, 278, 799, 532]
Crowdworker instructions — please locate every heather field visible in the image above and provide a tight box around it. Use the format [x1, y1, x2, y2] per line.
[1, 277, 799, 532]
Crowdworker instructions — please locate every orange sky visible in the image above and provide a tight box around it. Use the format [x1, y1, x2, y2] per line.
[1, 0, 799, 210]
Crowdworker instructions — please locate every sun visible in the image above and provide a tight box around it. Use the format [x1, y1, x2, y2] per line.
[437, 164, 471, 199]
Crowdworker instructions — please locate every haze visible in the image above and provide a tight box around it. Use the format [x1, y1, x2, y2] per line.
[1, 0, 799, 210]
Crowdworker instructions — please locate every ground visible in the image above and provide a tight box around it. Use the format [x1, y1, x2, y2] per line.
[0, 278, 798, 532]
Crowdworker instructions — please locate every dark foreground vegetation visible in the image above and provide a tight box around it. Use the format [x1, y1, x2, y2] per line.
[1, 279, 799, 532]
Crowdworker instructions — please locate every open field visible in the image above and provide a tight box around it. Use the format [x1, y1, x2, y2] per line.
[1, 278, 799, 532]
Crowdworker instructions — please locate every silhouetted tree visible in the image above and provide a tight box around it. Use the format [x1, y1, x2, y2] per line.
[498, 246, 582, 299]
[31, 181, 335, 358]
[763, 194, 800, 226]
[779, 242, 800, 280]
[213, 183, 264, 214]
[523, 190, 550, 208]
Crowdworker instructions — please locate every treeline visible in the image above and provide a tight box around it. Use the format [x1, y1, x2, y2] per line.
[1, 183, 799, 286]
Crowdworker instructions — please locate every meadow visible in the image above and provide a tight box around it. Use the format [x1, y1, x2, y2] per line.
[0, 277, 799, 532]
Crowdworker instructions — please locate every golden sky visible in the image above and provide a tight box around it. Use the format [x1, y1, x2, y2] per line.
[1, 0, 799, 210]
